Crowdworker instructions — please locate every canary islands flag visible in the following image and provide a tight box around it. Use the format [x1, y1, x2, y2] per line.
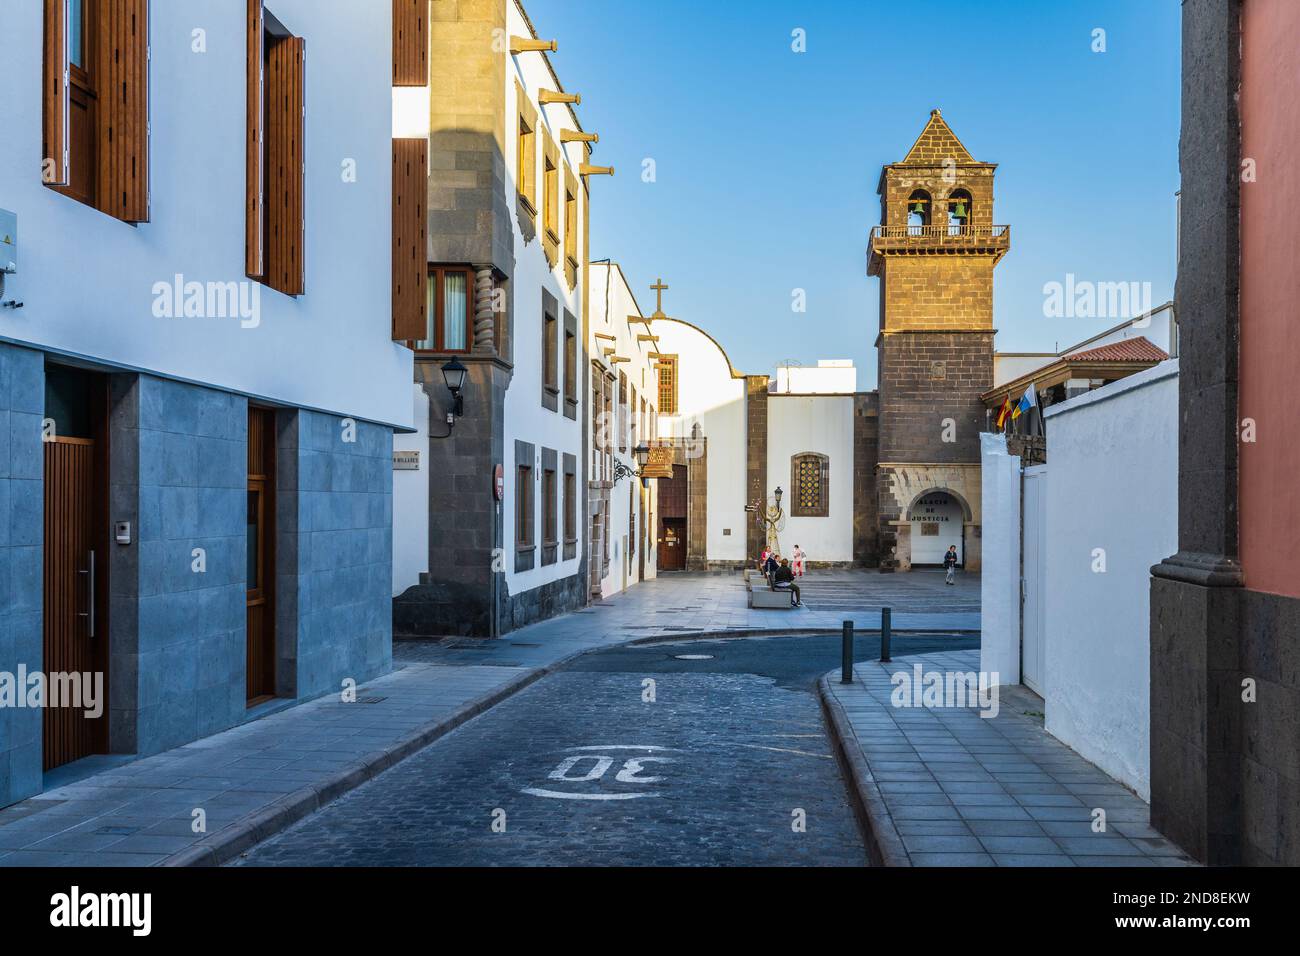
[1011, 382, 1038, 421]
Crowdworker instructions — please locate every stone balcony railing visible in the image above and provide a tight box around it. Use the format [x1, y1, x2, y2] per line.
[869, 223, 1011, 257]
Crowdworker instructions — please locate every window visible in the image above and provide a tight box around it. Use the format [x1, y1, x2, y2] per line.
[630, 386, 638, 450]
[618, 372, 629, 453]
[564, 329, 577, 405]
[657, 355, 678, 416]
[391, 138, 428, 341]
[543, 469, 557, 545]
[514, 440, 536, 574]
[414, 267, 472, 352]
[542, 291, 559, 411]
[247, 4, 305, 295]
[791, 452, 830, 518]
[541, 131, 559, 266]
[43, 0, 150, 221]
[516, 85, 537, 216]
[563, 168, 579, 288]
[563, 453, 578, 561]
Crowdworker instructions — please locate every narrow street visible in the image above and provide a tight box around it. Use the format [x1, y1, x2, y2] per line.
[235, 633, 976, 866]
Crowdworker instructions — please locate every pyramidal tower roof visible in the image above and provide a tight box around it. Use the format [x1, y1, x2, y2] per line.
[899, 109, 976, 165]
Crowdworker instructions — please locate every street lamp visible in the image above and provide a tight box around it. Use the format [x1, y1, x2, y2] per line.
[432, 357, 468, 440]
[613, 443, 652, 483]
[774, 486, 783, 509]
[441, 357, 467, 418]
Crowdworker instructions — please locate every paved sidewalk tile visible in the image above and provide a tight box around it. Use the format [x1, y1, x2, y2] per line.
[825, 649, 1197, 868]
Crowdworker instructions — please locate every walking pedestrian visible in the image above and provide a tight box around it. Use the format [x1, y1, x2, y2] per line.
[943, 545, 959, 585]
[792, 544, 806, 578]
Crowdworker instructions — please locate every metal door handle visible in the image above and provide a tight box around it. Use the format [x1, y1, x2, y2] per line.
[78, 550, 95, 638]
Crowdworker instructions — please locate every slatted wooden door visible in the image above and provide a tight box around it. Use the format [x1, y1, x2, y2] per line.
[43, 437, 102, 770]
[246, 408, 277, 705]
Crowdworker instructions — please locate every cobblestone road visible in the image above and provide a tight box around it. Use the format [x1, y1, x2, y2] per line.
[236, 633, 975, 866]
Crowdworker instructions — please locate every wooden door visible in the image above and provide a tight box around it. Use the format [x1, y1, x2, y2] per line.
[43, 436, 108, 770]
[246, 408, 277, 705]
[658, 519, 686, 572]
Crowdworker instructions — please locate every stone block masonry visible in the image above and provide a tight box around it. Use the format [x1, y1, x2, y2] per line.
[878, 331, 994, 464]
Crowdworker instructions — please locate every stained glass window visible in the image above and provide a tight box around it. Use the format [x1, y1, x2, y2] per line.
[791, 453, 829, 518]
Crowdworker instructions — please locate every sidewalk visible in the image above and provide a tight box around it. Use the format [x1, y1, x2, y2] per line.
[0, 569, 977, 867]
[820, 649, 1195, 867]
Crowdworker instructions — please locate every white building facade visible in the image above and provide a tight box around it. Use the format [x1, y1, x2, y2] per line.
[587, 263, 658, 598]
[0, 0, 409, 806]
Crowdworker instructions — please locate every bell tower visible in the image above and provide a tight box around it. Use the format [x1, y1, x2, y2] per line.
[868, 109, 1010, 571]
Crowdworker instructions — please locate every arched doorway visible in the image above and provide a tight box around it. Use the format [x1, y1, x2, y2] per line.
[657, 464, 688, 571]
[908, 491, 965, 566]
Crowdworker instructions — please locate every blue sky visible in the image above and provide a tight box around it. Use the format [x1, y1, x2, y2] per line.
[527, 0, 1181, 382]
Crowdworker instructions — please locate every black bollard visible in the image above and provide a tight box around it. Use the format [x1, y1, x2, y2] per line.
[880, 606, 892, 662]
[841, 620, 854, 683]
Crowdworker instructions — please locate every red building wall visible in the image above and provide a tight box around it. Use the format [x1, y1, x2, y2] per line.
[1239, 0, 1300, 597]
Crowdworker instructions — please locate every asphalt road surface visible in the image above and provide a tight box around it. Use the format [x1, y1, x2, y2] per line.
[235, 632, 977, 867]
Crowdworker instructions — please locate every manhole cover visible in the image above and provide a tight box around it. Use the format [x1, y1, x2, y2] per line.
[673, 654, 715, 661]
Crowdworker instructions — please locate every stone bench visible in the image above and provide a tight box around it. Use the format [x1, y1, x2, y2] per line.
[749, 587, 794, 609]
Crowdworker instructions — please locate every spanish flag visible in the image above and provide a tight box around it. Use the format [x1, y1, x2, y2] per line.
[995, 397, 1013, 430]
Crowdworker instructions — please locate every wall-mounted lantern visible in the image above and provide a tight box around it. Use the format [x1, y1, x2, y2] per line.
[613, 443, 652, 483]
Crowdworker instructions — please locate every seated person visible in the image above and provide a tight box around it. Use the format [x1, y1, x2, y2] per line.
[772, 559, 802, 606]
[763, 551, 780, 584]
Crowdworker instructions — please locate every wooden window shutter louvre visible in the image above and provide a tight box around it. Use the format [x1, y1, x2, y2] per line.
[246, 0, 265, 278]
[96, 0, 150, 222]
[391, 138, 428, 341]
[43, 0, 70, 187]
[266, 36, 305, 296]
[392, 0, 427, 87]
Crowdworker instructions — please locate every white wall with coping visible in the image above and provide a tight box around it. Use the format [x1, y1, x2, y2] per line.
[1041, 359, 1179, 801]
[501, 0, 587, 599]
[980, 432, 1021, 687]
[774, 361, 856, 395]
[766, 395, 854, 562]
[393, 384, 431, 595]
[588, 263, 658, 597]
[652, 319, 746, 562]
[0, 0, 412, 428]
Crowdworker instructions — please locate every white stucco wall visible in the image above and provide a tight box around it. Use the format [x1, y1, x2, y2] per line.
[588, 263, 659, 596]
[652, 319, 746, 562]
[980, 432, 1021, 686]
[766, 395, 854, 562]
[501, 0, 587, 599]
[1041, 360, 1179, 801]
[393, 384, 431, 595]
[0, 0, 412, 428]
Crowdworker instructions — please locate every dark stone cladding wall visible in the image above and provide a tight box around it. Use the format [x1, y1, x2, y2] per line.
[0, 343, 45, 808]
[498, 570, 587, 635]
[394, 357, 508, 639]
[852, 393, 881, 565]
[877, 331, 992, 464]
[280, 410, 394, 702]
[1149, 0, 1256, 866]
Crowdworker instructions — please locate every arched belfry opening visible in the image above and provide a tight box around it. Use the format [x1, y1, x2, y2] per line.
[907, 189, 932, 231]
[947, 188, 972, 234]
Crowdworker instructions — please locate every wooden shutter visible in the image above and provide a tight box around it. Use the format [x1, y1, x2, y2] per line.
[392, 138, 428, 341]
[266, 36, 305, 296]
[246, 0, 265, 278]
[392, 0, 427, 87]
[43, 0, 70, 187]
[96, 0, 150, 222]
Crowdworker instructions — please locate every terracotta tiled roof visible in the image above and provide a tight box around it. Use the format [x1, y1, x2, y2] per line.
[1065, 336, 1169, 363]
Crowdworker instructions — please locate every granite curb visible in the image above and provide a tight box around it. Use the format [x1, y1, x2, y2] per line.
[817, 672, 912, 867]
